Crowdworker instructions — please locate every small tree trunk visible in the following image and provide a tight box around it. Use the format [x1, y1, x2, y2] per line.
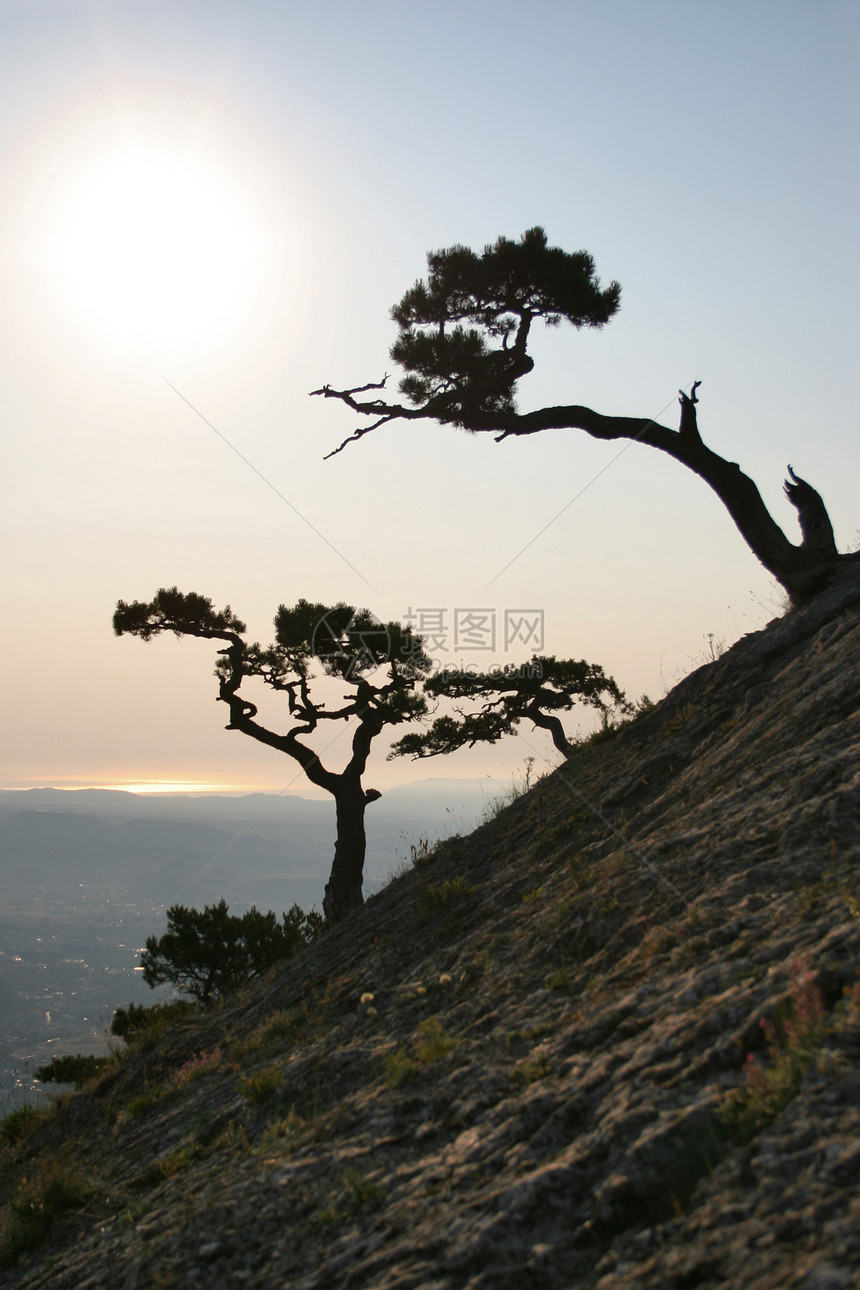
[323, 785, 369, 922]
[527, 703, 576, 760]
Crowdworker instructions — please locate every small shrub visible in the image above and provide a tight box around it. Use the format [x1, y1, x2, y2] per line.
[207, 1123, 240, 1154]
[35, 1054, 112, 1089]
[631, 694, 654, 718]
[111, 999, 199, 1048]
[140, 900, 323, 1005]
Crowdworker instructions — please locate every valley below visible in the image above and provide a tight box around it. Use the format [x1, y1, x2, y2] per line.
[0, 780, 493, 1110]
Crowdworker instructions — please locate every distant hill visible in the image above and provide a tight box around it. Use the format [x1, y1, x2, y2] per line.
[2, 574, 859, 1286]
[0, 778, 503, 913]
[0, 777, 502, 825]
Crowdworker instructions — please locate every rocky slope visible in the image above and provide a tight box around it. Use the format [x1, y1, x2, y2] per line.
[2, 571, 860, 1289]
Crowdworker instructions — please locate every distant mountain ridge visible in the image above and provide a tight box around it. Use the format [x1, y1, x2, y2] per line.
[0, 777, 501, 816]
[0, 778, 502, 913]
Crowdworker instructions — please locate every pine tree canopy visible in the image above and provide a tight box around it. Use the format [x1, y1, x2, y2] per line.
[113, 587, 246, 641]
[389, 227, 620, 424]
[390, 655, 629, 762]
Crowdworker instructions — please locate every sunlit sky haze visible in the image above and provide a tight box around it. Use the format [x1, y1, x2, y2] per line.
[1, 1, 858, 795]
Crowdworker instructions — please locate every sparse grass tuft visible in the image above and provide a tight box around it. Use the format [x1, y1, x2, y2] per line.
[385, 1016, 457, 1088]
[487, 932, 513, 956]
[638, 924, 677, 960]
[481, 759, 536, 823]
[172, 1047, 222, 1087]
[534, 811, 592, 858]
[418, 875, 473, 915]
[259, 1109, 311, 1155]
[126, 1084, 178, 1118]
[342, 1165, 386, 1208]
[409, 837, 438, 866]
[796, 876, 837, 913]
[659, 701, 697, 738]
[722, 958, 827, 1139]
[415, 1016, 456, 1062]
[513, 1054, 556, 1086]
[239, 1064, 283, 1105]
[0, 1106, 49, 1149]
[506, 1024, 554, 1047]
[384, 1047, 420, 1088]
[230, 1011, 307, 1066]
[312, 1202, 347, 1230]
[843, 887, 860, 920]
[0, 1157, 95, 1268]
[522, 885, 545, 904]
[159, 1145, 196, 1178]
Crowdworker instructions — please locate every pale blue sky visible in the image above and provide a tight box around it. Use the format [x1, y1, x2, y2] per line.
[1, 1, 857, 792]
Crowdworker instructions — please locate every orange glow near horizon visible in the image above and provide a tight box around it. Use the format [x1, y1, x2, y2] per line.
[0, 777, 319, 796]
[93, 780, 261, 795]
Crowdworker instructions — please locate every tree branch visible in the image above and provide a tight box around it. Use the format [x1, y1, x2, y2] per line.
[311, 376, 431, 460]
[784, 465, 837, 557]
[317, 377, 840, 597]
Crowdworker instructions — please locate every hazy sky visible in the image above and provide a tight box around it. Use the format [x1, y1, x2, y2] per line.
[1, 1, 857, 795]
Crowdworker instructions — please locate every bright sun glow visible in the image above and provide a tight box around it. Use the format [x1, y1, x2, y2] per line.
[42, 141, 267, 355]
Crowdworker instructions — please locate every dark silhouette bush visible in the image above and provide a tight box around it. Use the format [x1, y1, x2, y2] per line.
[35, 1054, 111, 1089]
[139, 899, 323, 1004]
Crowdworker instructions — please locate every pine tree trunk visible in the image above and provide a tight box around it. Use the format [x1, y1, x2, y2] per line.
[323, 786, 369, 922]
